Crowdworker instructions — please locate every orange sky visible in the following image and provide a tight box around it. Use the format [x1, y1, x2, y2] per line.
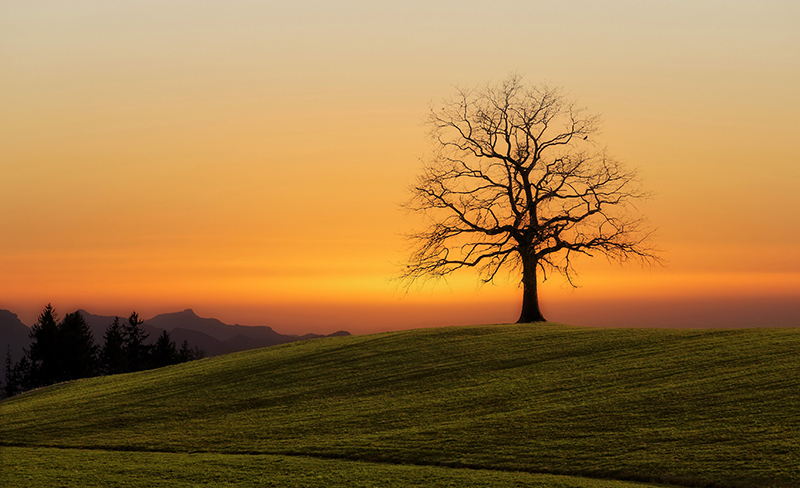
[2, 2, 799, 333]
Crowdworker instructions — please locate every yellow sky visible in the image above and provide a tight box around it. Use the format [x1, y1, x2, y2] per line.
[2, 1, 799, 332]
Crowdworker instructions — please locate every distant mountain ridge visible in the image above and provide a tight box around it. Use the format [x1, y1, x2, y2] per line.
[1, 310, 31, 379]
[1, 308, 350, 373]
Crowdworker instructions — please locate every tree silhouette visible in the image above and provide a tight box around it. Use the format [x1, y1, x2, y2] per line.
[58, 311, 98, 381]
[178, 340, 192, 362]
[402, 75, 657, 322]
[152, 330, 178, 368]
[123, 312, 150, 371]
[177, 340, 204, 362]
[27, 304, 61, 386]
[3, 346, 13, 398]
[3, 306, 207, 397]
[101, 317, 128, 375]
[8, 354, 33, 395]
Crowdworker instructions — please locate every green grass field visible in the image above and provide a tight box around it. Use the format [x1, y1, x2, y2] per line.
[2, 324, 799, 487]
[1, 446, 671, 488]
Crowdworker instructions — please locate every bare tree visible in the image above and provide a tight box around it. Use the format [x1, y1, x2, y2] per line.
[402, 75, 658, 323]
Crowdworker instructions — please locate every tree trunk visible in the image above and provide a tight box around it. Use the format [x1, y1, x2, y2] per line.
[517, 256, 546, 323]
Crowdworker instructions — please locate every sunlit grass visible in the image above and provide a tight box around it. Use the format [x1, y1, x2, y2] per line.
[0, 446, 673, 488]
[2, 324, 799, 487]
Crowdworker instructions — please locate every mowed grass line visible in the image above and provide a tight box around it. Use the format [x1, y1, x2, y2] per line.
[0, 446, 676, 488]
[1, 324, 799, 487]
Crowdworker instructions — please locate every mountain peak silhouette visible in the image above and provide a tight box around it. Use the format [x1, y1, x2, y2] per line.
[2, 307, 350, 364]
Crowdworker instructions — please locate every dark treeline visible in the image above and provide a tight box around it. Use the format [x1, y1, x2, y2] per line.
[3, 304, 203, 398]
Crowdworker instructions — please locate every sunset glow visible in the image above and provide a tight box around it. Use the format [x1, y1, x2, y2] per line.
[2, 1, 799, 332]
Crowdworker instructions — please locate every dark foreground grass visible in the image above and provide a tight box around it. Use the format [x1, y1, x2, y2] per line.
[2, 324, 799, 487]
[0, 446, 672, 488]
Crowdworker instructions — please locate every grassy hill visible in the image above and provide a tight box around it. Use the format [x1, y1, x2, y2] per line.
[2, 324, 799, 487]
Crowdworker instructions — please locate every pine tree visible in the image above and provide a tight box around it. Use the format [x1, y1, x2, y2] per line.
[3, 346, 14, 398]
[59, 311, 99, 381]
[177, 340, 205, 363]
[178, 340, 193, 363]
[123, 312, 150, 372]
[9, 354, 33, 395]
[152, 330, 178, 368]
[101, 317, 128, 374]
[191, 346, 205, 360]
[28, 304, 61, 387]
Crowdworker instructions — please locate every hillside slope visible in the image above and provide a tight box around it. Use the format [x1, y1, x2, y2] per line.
[2, 324, 798, 487]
